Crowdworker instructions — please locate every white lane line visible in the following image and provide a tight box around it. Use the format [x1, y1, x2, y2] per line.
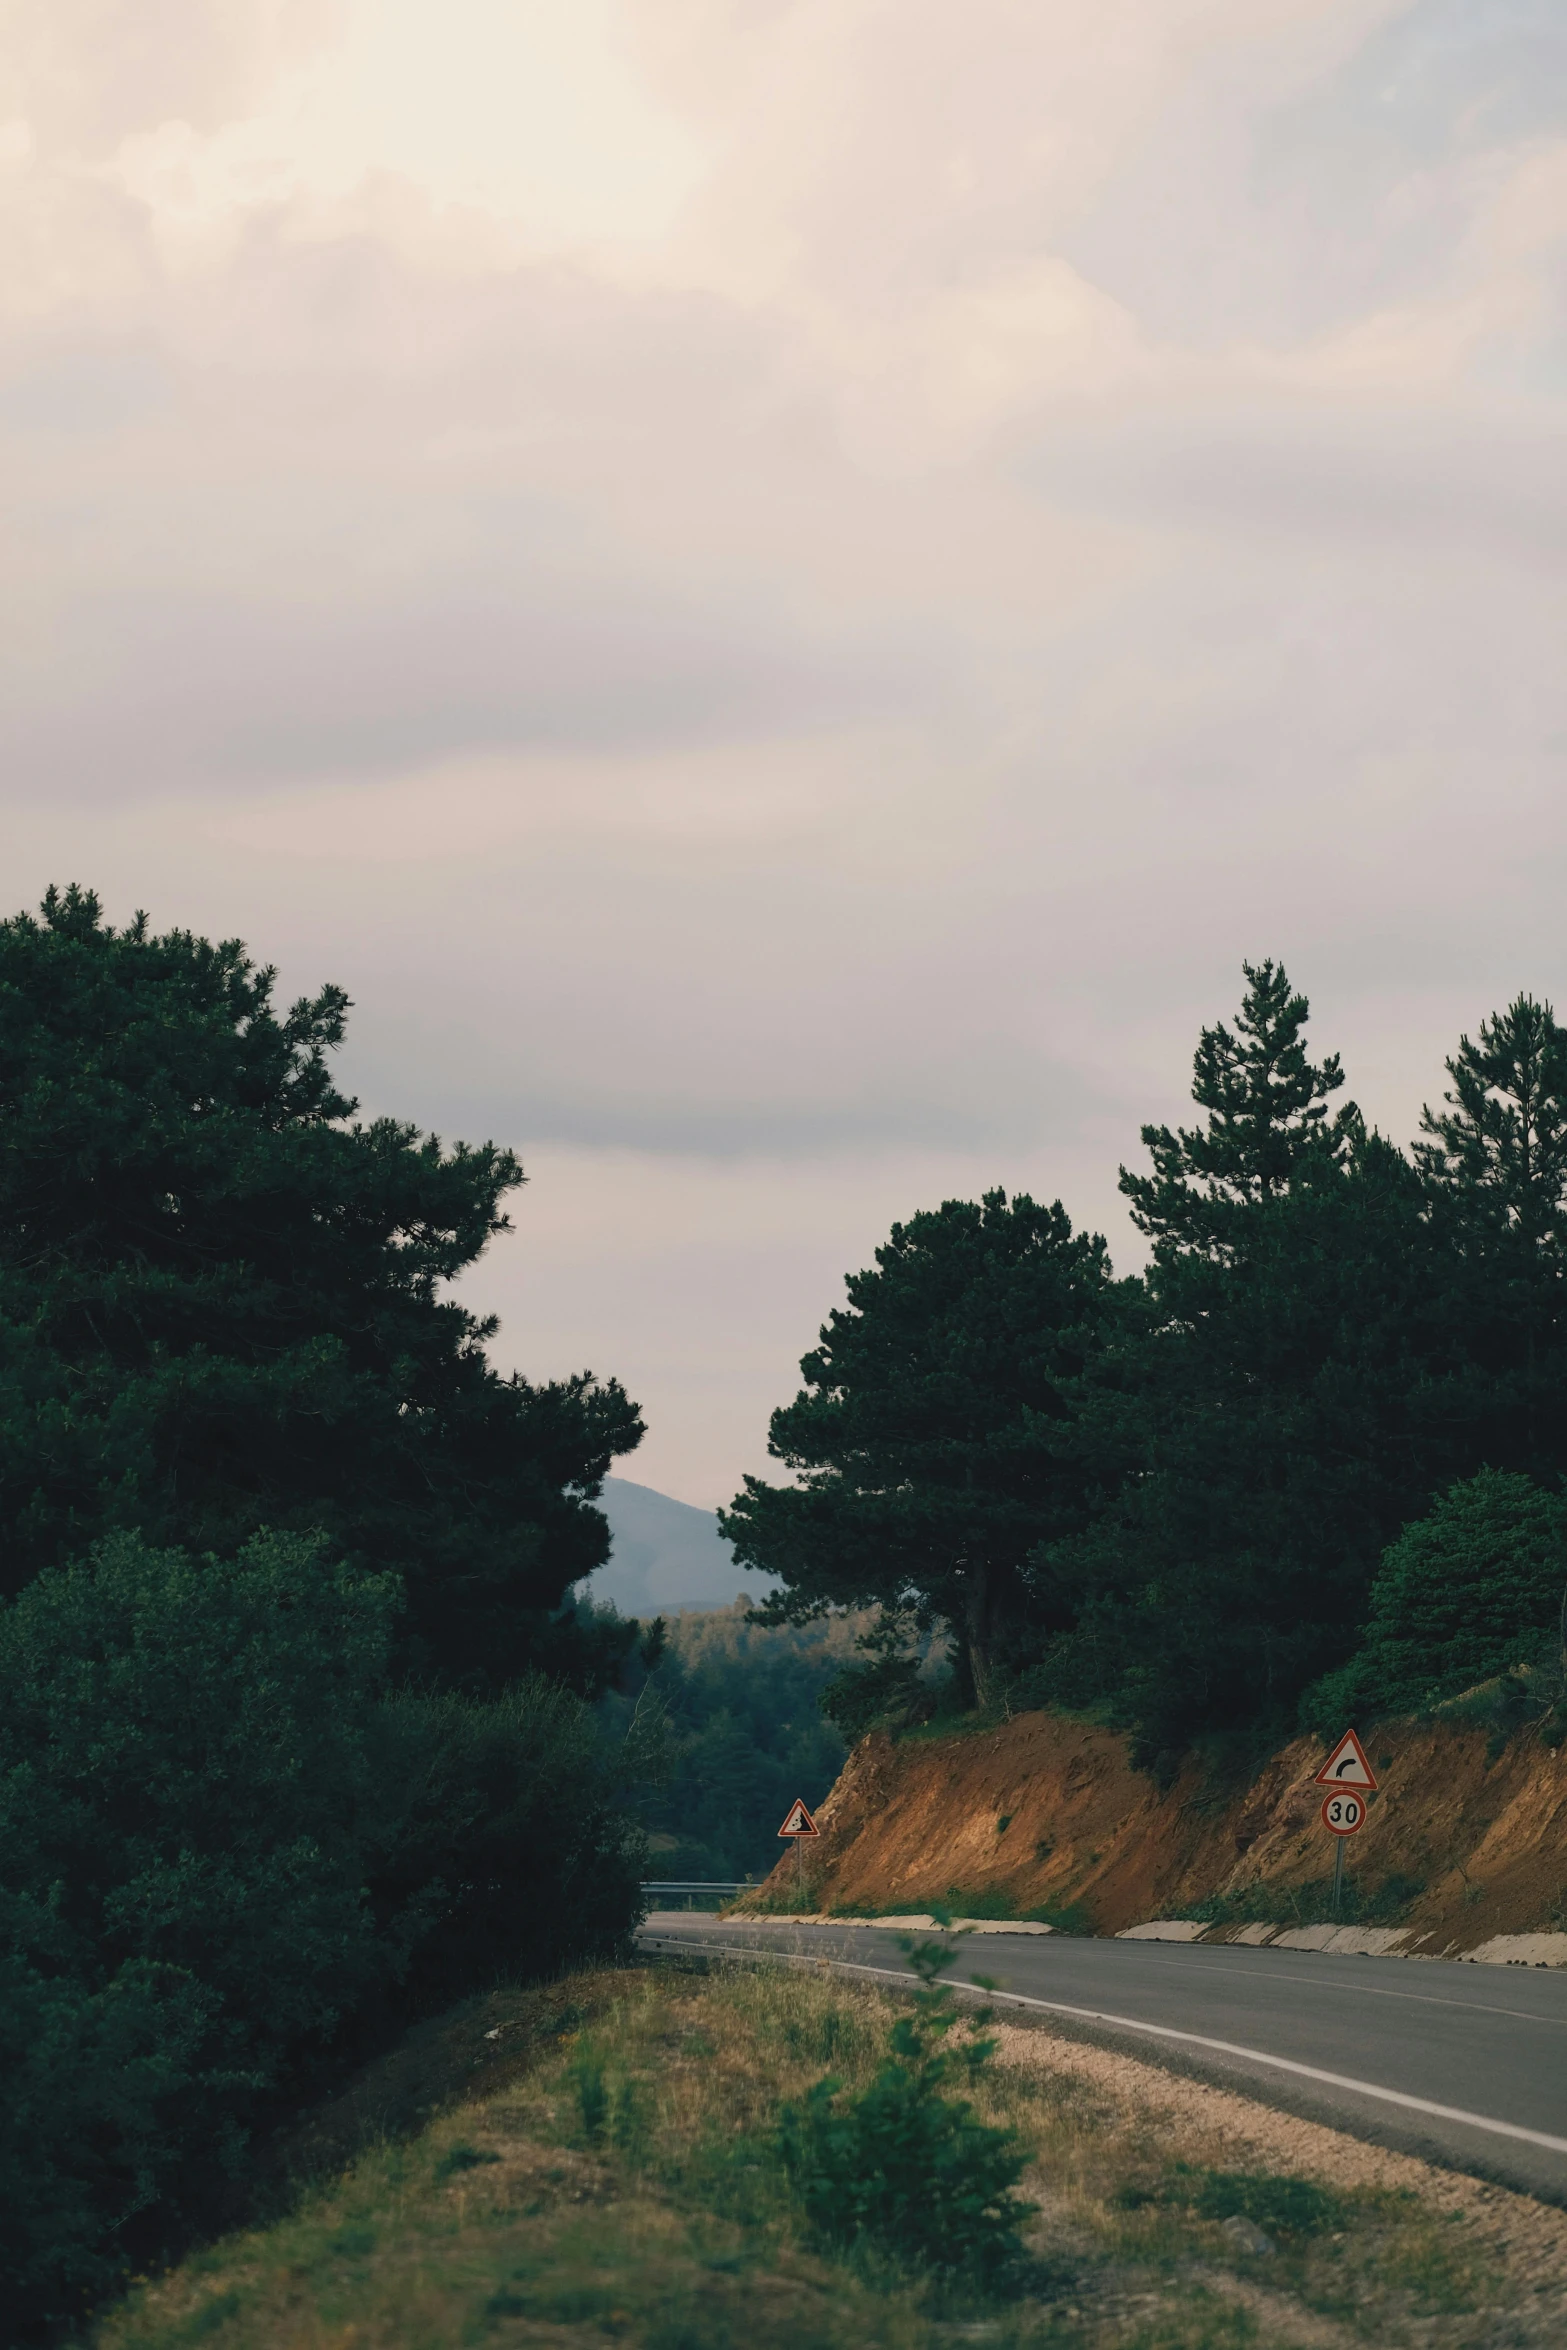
[660, 1915, 1567, 2028]
[640, 1934, 1567, 2161]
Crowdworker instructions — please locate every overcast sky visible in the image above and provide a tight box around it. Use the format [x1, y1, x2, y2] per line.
[5, 0, 1565, 1504]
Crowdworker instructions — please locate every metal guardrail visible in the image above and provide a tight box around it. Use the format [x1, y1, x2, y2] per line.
[641, 1880, 749, 1910]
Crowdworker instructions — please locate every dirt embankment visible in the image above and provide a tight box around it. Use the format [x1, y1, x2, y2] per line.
[753, 1711, 1567, 1949]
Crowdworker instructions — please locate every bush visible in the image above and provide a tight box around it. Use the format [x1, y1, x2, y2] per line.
[0, 1530, 642, 2331]
[1119, 2165, 1348, 2241]
[1301, 1470, 1567, 1729]
[370, 1679, 645, 2011]
[778, 1930, 1032, 2287]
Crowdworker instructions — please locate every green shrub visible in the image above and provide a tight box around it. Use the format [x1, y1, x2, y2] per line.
[1185, 2169, 1347, 2240]
[1302, 1470, 1567, 1729]
[1117, 2164, 1349, 2241]
[940, 1885, 1015, 1921]
[368, 1678, 643, 2013]
[0, 1529, 398, 2324]
[571, 2050, 610, 2144]
[0, 1529, 642, 2332]
[1191, 1872, 1425, 1933]
[777, 1930, 1033, 2287]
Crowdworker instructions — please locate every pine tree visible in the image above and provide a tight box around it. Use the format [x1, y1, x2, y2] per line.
[1119, 959, 1360, 1260]
[722, 1191, 1117, 1709]
[0, 886, 644, 1692]
[1415, 995, 1567, 1251]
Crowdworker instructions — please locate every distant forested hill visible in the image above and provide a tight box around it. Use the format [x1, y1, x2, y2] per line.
[587, 1477, 779, 1614]
[601, 1601, 869, 1881]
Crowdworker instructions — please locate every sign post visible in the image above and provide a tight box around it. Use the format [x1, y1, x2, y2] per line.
[1313, 1732, 1378, 1920]
[777, 1796, 820, 1907]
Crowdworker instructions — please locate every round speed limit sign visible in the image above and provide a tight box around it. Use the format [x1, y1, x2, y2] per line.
[1321, 1791, 1365, 1836]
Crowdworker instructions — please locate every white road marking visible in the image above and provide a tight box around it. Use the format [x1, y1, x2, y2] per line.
[640, 1932, 1567, 2161]
[658, 1913, 1567, 2026]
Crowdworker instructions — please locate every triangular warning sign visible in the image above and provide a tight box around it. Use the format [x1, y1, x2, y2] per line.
[1314, 1729, 1378, 1791]
[778, 1797, 820, 1838]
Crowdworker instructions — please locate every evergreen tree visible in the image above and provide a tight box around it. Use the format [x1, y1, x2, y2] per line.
[1051, 963, 1499, 1760]
[0, 887, 643, 1691]
[1120, 959, 1360, 1262]
[1052, 1132, 1476, 1761]
[722, 1192, 1116, 1707]
[1415, 995, 1567, 1251]
[1412, 996, 1567, 1464]
[1304, 1469, 1567, 1724]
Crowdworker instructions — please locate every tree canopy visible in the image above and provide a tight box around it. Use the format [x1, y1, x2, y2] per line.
[0, 886, 643, 1691]
[730, 964, 1567, 1758]
[1120, 956, 1361, 1262]
[1307, 1470, 1567, 1725]
[0, 1528, 643, 2326]
[722, 1190, 1117, 1705]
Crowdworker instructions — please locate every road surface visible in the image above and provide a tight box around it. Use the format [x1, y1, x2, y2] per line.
[638, 1913, 1567, 2203]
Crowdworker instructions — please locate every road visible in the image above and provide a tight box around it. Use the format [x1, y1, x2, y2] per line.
[638, 1913, 1567, 2203]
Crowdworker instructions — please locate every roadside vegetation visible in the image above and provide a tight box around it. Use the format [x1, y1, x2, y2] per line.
[725, 965, 1567, 1772]
[7, 887, 1567, 2332]
[92, 1943, 1548, 2350]
[0, 891, 653, 2332]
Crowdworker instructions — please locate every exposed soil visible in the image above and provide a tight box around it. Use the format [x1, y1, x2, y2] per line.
[750, 1712, 1567, 1947]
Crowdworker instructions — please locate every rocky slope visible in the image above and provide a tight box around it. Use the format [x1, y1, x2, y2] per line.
[750, 1710, 1567, 1951]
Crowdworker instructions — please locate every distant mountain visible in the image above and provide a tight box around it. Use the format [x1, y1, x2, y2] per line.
[581, 1477, 779, 1616]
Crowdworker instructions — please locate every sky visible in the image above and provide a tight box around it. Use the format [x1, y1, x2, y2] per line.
[4, 0, 1566, 1506]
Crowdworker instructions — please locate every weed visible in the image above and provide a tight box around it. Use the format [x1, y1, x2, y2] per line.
[778, 1927, 1034, 2288]
[610, 2072, 649, 2160]
[169, 2293, 242, 2344]
[1160, 2165, 1349, 2240]
[435, 2142, 501, 2179]
[1192, 1871, 1424, 1932]
[1116, 2294, 1260, 2349]
[571, 2045, 610, 2143]
[935, 1886, 1094, 1935]
[943, 1885, 1016, 1920]
[783, 2004, 861, 2068]
[1368, 2218, 1491, 2314]
[1021, 1900, 1094, 1936]
[327, 2221, 379, 2254]
[87, 1956, 1519, 2350]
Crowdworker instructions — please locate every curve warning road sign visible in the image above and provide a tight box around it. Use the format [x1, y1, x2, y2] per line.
[1314, 1729, 1378, 1790]
[1321, 1791, 1366, 1836]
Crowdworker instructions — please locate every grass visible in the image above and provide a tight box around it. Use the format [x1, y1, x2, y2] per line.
[935, 1887, 1098, 1936]
[1189, 1871, 1427, 1933]
[89, 1951, 1513, 2350]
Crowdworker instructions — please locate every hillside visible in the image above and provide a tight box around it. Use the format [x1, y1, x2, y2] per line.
[746, 1709, 1567, 1953]
[91, 1954, 1567, 2350]
[583, 1477, 777, 1615]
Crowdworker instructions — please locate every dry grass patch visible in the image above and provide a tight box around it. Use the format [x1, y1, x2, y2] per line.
[88, 1952, 1558, 2350]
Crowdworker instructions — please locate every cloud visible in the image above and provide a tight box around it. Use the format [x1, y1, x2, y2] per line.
[3, 0, 1565, 1498]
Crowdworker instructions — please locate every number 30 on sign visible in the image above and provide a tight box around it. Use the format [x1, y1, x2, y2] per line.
[1321, 1791, 1365, 1836]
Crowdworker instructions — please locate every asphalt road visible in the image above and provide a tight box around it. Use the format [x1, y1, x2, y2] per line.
[637, 1914, 1567, 2203]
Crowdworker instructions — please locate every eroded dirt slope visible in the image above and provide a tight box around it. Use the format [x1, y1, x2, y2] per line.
[753, 1711, 1567, 1948]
